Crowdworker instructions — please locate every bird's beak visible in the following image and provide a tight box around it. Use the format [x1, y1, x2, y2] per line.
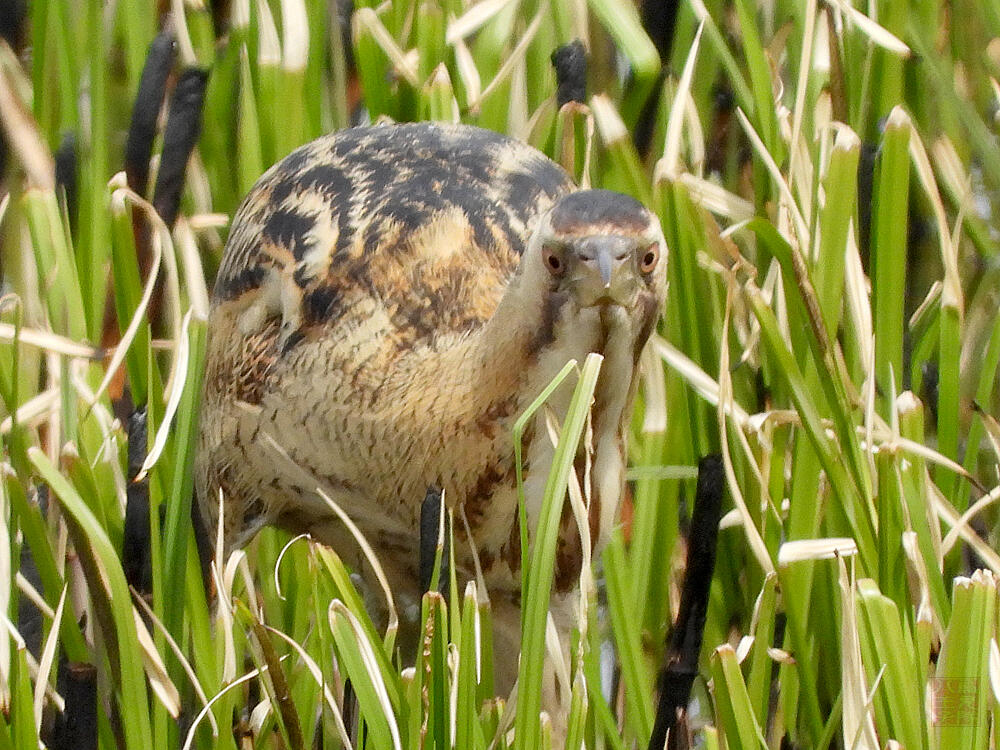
[583, 236, 630, 288]
[595, 245, 616, 287]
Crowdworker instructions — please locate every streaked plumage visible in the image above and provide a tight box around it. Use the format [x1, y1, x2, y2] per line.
[196, 121, 667, 691]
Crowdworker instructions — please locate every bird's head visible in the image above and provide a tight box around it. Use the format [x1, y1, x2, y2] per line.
[529, 189, 667, 335]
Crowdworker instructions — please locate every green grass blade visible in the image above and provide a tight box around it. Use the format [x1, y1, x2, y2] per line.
[602, 531, 654, 740]
[710, 644, 767, 750]
[29, 447, 154, 748]
[329, 600, 402, 750]
[870, 107, 911, 409]
[935, 572, 995, 750]
[514, 353, 602, 750]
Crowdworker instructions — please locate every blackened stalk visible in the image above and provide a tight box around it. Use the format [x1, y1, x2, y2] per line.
[125, 31, 176, 197]
[648, 454, 724, 750]
[633, 0, 682, 156]
[51, 661, 98, 750]
[152, 68, 208, 229]
[110, 31, 176, 357]
[551, 40, 587, 107]
[419, 487, 450, 598]
[122, 406, 152, 596]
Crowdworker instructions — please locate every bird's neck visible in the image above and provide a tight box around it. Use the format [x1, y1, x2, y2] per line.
[437, 265, 644, 549]
[445, 264, 598, 416]
[475, 264, 644, 427]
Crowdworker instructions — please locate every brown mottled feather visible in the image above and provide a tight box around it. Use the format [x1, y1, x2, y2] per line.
[214, 124, 572, 343]
[196, 123, 668, 704]
[198, 123, 576, 572]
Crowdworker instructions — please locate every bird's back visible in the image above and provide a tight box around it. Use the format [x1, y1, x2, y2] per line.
[214, 122, 573, 349]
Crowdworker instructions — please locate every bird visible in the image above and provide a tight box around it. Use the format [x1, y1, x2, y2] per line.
[195, 121, 667, 695]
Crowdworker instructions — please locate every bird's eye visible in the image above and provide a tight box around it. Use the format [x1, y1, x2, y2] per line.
[543, 245, 564, 275]
[640, 243, 659, 273]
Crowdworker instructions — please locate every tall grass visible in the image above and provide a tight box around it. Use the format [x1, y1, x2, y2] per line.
[1, 0, 1000, 748]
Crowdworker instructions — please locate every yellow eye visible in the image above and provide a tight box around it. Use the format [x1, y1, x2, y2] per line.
[640, 243, 659, 273]
[543, 245, 564, 275]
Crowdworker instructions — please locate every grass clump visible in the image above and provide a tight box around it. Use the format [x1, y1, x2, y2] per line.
[2, 0, 1000, 748]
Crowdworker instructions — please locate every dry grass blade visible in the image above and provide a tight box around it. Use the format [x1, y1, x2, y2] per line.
[280, 0, 310, 72]
[0, 324, 103, 359]
[843, 227, 874, 373]
[456, 506, 490, 603]
[182, 665, 270, 750]
[682, 93, 707, 175]
[931, 483, 1000, 574]
[932, 137, 974, 212]
[32, 585, 66, 732]
[174, 217, 211, 319]
[446, 0, 520, 43]
[678, 174, 755, 223]
[169, 0, 198, 64]
[901, 531, 943, 638]
[1, 387, 58, 434]
[2, 613, 65, 711]
[640, 345, 667, 433]
[212, 494, 241, 683]
[860, 427, 981, 489]
[353, 8, 420, 86]
[15, 571, 54, 620]
[975, 404, 1000, 464]
[131, 608, 181, 717]
[452, 37, 482, 106]
[589, 93, 628, 145]
[778, 538, 858, 564]
[256, 0, 281, 65]
[837, 557, 880, 750]
[274, 533, 311, 600]
[903, 108, 963, 312]
[266, 624, 355, 748]
[469, 6, 545, 108]
[90, 182, 179, 408]
[908, 280, 942, 328]
[718, 287, 775, 574]
[657, 21, 705, 180]
[0, 43, 54, 189]
[1, 613, 25, 652]
[137, 309, 194, 481]
[651, 333, 751, 426]
[826, 0, 910, 55]
[786, 0, 817, 205]
[734, 108, 810, 250]
[132, 590, 219, 735]
[314, 485, 399, 639]
[941, 484, 1000, 555]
